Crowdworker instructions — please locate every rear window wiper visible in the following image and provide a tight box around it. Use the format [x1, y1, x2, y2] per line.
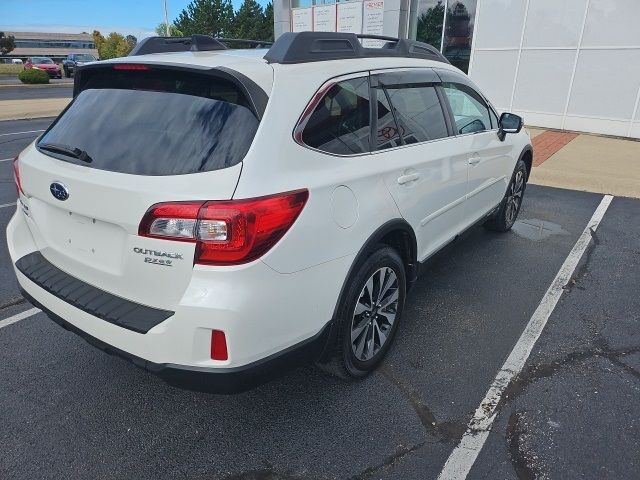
[39, 142, 93, 163]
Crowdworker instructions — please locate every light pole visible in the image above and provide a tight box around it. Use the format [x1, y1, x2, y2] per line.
[164, 0, 170, 36]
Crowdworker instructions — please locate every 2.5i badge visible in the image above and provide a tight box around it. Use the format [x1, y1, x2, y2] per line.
[133, 247, 183, 267]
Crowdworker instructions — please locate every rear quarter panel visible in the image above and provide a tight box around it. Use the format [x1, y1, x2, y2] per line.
[234, 65, 403, 274]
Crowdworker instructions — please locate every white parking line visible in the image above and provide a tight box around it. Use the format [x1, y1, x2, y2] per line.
[0, 158, 14, 163]
[0, 308, 40, 330]
[0, 202, 17, 209]
[437, 194, 614, 480]
[0, 129, 45, 137]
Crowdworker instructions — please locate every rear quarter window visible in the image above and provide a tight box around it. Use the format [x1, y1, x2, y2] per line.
[37, 68, 260, 176]
[300, 77, 371, 155]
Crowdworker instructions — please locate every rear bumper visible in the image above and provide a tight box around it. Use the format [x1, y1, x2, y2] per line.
[7, 208, 350, 392]
[20, 287, 331, 394]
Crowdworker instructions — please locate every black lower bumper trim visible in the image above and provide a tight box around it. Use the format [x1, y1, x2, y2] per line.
[20, 287, 332, 394]
[15, 252, 173, 334]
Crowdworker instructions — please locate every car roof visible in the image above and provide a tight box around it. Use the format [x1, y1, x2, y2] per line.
[105, 49, 273, 93]
[116, 48, 461, 95]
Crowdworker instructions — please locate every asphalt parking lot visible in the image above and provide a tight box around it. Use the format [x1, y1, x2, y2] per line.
[0, 118, 638, 479]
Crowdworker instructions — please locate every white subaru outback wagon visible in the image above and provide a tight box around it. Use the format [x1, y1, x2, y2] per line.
[8, 32, 533, 393]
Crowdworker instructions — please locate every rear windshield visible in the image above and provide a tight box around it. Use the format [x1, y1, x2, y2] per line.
[38, 68, 259, 176]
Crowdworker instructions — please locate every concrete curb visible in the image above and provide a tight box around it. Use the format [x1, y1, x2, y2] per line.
[0, 82, 73, 89]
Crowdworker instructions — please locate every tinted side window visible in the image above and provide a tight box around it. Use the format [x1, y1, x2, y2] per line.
[376, 89, 403, 151]
[385, 85, 449, 144]
[301, 77, 370, 155]
[442, 82, 493, 134]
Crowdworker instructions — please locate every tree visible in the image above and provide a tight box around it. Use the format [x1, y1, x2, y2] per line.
[155, 22, 184, 36]
[92, 30, 106, 56]
[125, 35, 137, 50]
[231, 0, 263, 41]
[416, 1, 445, 50]
[174, 0, 235, 37]
[0, 32, 16, 55]
[93, 30, 134, 59]
[259, 2, 274, 41]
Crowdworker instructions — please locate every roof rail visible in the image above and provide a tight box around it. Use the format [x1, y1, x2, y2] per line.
[263, 32, 450, 65]
[128, 35, 227, 56]
[216, 38, 274, 48]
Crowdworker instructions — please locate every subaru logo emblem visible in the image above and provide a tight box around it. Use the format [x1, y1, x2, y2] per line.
[50, 182, 69, 201]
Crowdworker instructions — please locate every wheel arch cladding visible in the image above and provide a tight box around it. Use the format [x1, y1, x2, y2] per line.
[318, 219, 417, 363]
[520, 145, 533, 179]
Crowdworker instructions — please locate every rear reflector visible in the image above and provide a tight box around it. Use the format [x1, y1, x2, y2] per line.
[112, 63, 150, 70]
[13, 156, 23, 195]
[139, 190, 309, 265]
[211, 330, 228, 360]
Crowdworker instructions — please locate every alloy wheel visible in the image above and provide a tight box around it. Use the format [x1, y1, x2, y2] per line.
[350, 267, 399, 361]
[505, 170, 525, 225]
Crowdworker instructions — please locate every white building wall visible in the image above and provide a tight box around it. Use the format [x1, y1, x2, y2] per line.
[469, 0, 640, 139]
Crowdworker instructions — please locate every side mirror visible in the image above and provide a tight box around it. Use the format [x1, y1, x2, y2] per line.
[498, 112, 523, 141]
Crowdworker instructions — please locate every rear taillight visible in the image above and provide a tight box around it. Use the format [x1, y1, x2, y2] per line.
[139, 190, 309, 266]
[13, 156, 23, 195]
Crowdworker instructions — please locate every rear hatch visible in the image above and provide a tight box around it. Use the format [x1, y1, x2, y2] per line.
[17, 62, 268, 310]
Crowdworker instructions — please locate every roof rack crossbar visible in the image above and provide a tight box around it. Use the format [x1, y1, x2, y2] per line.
[128, 35, 227, 56]
[263, 32, 450, 65]
[215, 38, 274, 48]
[355, 34, 401, 42]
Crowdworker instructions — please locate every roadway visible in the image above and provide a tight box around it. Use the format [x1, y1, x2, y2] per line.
[0, 84, 72, 101]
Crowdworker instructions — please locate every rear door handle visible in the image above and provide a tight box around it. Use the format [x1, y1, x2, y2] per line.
[468, 157, 481, 165]
[397, 173, 420, 185]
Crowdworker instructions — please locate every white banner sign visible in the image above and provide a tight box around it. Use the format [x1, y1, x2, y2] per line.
[291, 7, 313, 32]
[313, 4, 337, 32]
[362, 0, 385, 46]
[337, 2, 363, 34]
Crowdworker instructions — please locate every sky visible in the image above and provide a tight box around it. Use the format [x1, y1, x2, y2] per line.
[1, 0, 268, 39]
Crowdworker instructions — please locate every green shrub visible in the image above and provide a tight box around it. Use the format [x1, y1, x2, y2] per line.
[18, 68, 49, 84]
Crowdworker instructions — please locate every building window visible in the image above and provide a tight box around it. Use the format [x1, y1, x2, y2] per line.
[443, 0, 477, 73]
[413, 0, 446, 51]
[14, 39, 95, 49]
[411, 0, 477, 73]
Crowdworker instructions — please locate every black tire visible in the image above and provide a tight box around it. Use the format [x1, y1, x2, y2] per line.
[484, 159, 528, 232]
[64, 67, 70, 78]
[318, 246, 406, 379]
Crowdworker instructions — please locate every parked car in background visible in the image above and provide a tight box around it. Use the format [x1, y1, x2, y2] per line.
[62, 53, 97, 78]
[24, 57, 61, 79]
[12, 58, 24, 64]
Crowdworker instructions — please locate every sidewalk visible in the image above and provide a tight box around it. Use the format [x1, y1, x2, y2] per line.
[527, 127, 640, 199]
[0, 98, 71, 121]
